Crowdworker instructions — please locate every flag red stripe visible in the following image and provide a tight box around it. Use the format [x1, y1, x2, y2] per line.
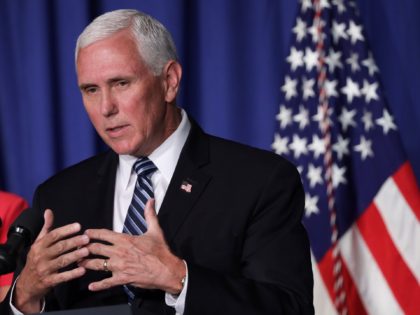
[357, 203, 420, 315]
[317, 251, 335, 305]
[392, 162, 420, 221]
[318, 248, 368, 315]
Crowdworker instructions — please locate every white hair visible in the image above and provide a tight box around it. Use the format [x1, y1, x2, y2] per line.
[75, 9, 178, 75]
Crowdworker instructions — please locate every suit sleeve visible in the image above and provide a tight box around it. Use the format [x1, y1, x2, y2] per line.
[184, 161, 314, 315]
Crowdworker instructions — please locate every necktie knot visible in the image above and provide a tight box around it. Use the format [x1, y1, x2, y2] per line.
[133, 157, 157, 177]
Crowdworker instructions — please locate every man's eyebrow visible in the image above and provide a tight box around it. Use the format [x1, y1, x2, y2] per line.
[107, 76, 133, 84]
[79, 76, 134, 90]
[79, 83, 96, 90]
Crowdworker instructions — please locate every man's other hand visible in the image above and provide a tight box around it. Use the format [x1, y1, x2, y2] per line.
[13, 209, 89, 313]
[80, 199, 186, 295]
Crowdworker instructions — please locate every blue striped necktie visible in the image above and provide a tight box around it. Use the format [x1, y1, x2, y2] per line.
[122, 157, 157, 302]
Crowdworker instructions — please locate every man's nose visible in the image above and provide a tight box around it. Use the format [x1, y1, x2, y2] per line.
[100, 90, 118, 117]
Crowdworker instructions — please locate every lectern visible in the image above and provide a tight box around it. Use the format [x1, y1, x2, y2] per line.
[33, 304, 132, 315]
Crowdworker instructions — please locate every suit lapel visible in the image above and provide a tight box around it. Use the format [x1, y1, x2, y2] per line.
[85, 151, 118, 230]
[158, 121, 211, 243]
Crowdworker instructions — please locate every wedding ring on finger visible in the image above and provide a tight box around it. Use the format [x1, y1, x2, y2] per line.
[103, 259, 110, 272]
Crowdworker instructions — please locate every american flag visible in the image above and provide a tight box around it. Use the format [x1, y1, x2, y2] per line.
[180, 181, 193, 193]
[272, 0, 420, 314]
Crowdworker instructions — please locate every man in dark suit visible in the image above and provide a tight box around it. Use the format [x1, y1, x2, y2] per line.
[3, 9, 314, 315]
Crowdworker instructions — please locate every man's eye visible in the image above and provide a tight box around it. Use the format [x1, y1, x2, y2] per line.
[117, 80, 129, 88]
[85, 87, 98, 94]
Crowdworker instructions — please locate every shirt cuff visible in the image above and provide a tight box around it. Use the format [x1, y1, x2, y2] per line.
[165, 260, 188, 315]
[9, 276, 46, 315]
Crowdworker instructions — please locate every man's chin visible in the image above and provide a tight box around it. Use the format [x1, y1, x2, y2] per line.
[109, 145, 144, 157]
[113, 148, 136, 156]
[106, 143, 134, 156]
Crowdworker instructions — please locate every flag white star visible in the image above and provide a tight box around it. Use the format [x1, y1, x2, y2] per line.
[293, 105, 310, 129]
[347, 20, 364, 44]
[286, 47, 304, 71]
[325, 49, 343, 73]
[289, 134, 308, 158]
[308, 134, 326, 159]
[332, 0, 346, 13]
[305, 193, 319, 217]
[307, 163, 323, 188]
[332, 21, 348, 43]
[302, 77, 315, 100]
[300, 0, 313, 12]
[361, 80, 379, 103]
[325, 79, 339, 98]
[304, 48, 319, 72]
[292, 18, 307, 42]
[281, 76, 298, 100]
[272, 133, 289, 155]
[362, 53, 379, 76]
[354, 136, 374, 160]
[339, 107, 357, 132]
[332, 135, 350, 160]
[308, 23, 318, 43]
[362, 110, 374, 131]
[376, 109, 397, 134]
[276, 105, 293, 129]
[346, 52, 361, 72]
[332, 164, 347, 188]
[341, 78, 361, 103]
[313, 105, 333, 130]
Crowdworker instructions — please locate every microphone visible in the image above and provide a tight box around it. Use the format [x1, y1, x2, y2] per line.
[0, 208, 43, 275]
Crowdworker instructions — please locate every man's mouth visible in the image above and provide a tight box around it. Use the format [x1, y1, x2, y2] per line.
[106, 125, 129, 137]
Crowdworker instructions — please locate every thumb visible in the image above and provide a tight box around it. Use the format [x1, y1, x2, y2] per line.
[144, 199, 161, 235]
[36, 209, 54, 240]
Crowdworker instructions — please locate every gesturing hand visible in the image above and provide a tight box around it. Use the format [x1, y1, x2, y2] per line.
[79, 199, 186, 295]
[14, 209, 90, 314]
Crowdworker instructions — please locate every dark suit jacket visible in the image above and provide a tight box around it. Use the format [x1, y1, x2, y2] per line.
[2, 122, 314, 314]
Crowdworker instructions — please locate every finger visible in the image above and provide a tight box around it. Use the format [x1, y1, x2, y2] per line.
[88, 276, 124, 291]
[48, 234, 90, 258]
[42, 222, 82, 248]
[45, 266, 86, 288]
[144, 199, 157, 227]
[84, 228, 125, 244]
[144, 199, 163, 237]
[36, 209, 54, 240]
[85, 241, 117, 258]
[47, 246, 90, 272]
[78, 258, 110, 272]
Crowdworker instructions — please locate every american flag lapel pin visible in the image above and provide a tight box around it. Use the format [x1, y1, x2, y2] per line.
[180, 180, 193, 193]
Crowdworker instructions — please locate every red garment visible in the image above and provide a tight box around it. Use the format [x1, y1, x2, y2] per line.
[0, 191, 28, 286]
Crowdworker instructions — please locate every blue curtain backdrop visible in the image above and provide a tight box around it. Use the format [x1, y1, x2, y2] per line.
[0, 0, 419, 203]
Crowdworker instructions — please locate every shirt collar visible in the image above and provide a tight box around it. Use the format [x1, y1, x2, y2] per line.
[118, 108, 191, 189]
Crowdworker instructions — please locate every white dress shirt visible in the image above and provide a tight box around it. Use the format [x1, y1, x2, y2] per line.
[11, 108, 191, 315]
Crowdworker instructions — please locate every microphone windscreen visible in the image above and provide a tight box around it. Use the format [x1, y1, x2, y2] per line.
[12, 208, 44, 243]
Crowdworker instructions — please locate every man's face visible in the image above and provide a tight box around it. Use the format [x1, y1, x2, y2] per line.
[76, 29, 179, 157]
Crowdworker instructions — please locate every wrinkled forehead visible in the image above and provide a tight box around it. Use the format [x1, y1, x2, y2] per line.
[76, 32, 148, 85]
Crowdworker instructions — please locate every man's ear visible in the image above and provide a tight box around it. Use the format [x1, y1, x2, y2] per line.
[163, 60, 182, 103]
